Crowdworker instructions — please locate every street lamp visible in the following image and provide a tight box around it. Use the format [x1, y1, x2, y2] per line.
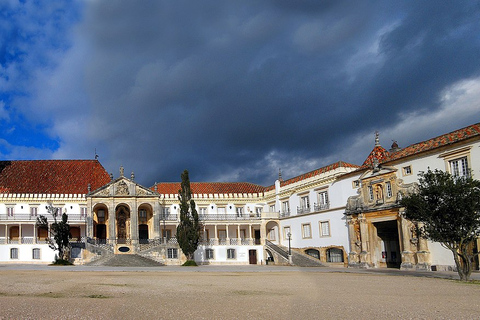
[287, 232, 291, 256]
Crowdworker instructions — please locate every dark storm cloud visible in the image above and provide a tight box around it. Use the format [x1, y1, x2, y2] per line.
[63, 1, 480, 186]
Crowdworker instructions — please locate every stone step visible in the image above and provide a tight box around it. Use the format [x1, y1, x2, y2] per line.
[87, 254, 163, 267]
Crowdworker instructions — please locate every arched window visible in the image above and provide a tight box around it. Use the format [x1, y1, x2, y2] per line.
[327, 248, 344, 263]
[305, 249, 320, 259]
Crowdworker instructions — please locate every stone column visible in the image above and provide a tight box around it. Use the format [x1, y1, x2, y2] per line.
[226, 224, 230, 244]
[19, 224, 22, 244]
[33, 224, 37, 244]
[415, 222, 431, 270]
[358, 215, 370, 267]
[108, 202, 115, 244]
[131, 202, 138, 244]
[153, 201, 160, 240]
[400, 213, 415, 269]
[214, 224, 218, 245]
[237, 225, 241, 244]
[347, 217, 359, 266]
[248, 224, 253, 245]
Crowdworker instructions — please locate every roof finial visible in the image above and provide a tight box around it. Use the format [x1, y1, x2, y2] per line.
[375, 131, 380, 146]
[120, 166, 124, 177]
[278, 168, 283, 181]
[131, 171, 135, 181]
[154, 182, 158, 192]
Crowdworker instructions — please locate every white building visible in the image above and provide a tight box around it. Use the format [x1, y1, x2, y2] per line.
[0, 122, 479, 270]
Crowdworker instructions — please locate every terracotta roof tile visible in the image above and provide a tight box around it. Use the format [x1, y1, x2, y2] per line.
[263, 161, 359, 190]
[152, 182, 265, 195]
[361, 145, 390, 167]
[386, 122, 480, 162]
[0, 160, 110, 194]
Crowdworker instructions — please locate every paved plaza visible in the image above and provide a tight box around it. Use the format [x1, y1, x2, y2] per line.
[0, 265, 478, 319]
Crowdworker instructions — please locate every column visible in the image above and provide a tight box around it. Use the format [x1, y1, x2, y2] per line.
[415, 221, 430, 270]
[226, 224, 230, 244]
[33, 224, 37, 244]
[358, 215, 370, 267]
[131, 202, 138, 243]
[108, 203, 115, 243]
[214, 224, 218, 245]
[237, 225, 241, 245]
[347, 217, 359, 266]
[19, 224, 22, 244]
[248, 224, 253, 245]
[400, 214, 414, 269]
[153, 201, 160, 240]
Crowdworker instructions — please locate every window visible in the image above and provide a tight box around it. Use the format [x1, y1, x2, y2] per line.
[199, 207, 207, 215]
[56, 207, 63, 215]
[386, 181, 392, 198]
[6, 207, 14, 217]
[80, 207, 87, 217]
[162, 229, 171, 240]
[267, 228, 276, 241]
[97, 209, 105, 218]
[235, 207, 243, 217]
[368, 186, 374, 201]
[32, 248, 40, 260]
[139, 209, 147, 219]
[450, 157, 469, 177]
[305, 249, 320, 259]
[227, 248, 236, 259]
[316, 191, 329, 210]
[205, 248, 214, 260]
[269, 205, 275, 212]
[217, 207, 226, 214]
[327, 248, 344, 263]
[162, 207, 170, 217]
[30, 207, 38, 216]
[10, 248, 18, 259]
[300, 195, 310, 209]
[319, 221, 330, 237]
[282, 201, 290, 214]
[255, 207, 262, 216]
[302, 224, 312, 239]
[283, 226, 291, 240]
[403, 166, 412, 176]
[167, 248, 178, 259]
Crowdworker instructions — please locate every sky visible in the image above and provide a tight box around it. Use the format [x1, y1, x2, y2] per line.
[1, 1, 480, 187]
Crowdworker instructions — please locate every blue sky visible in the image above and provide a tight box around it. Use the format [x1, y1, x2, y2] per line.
[1, 1, 480, 186]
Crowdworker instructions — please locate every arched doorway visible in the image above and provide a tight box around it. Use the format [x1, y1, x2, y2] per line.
[93, 205, 108, 244]
[139, 224, 149, 244]
[116, 204, 130, 244]
[265, 221, 280, 244]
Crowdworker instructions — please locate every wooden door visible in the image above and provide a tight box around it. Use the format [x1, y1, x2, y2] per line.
[249, 249, 257, 264]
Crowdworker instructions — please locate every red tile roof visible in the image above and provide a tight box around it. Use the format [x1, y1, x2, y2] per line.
[152, 182, 265, 195]
[0, 160, 111, 194]
[387, 122, 480, 162]
[361, 145, 390, 167]
[359, 122, 480, 169]
[264, 161, 360, 191]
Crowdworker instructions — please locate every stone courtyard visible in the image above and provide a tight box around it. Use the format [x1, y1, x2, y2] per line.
[0, 266, 479, 319]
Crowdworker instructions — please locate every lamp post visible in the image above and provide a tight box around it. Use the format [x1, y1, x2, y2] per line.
[287, 232, 291, 256]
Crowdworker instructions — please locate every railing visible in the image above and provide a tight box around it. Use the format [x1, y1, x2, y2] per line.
[159, 214, 178, 221]
[280, 211, 290, 218]
[199, 214, 261, 221]
[265, 240, 289, 260]
[0, 214, 87, 221]
[218, 239, 227, 245]
[296, 206, 311, 215]
[230, 238, 239, 245]
[314, 203, 330, 212]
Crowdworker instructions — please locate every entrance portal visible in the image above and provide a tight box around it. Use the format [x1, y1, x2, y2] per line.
[116, 205, 130, 244]
[373, 220, 401, 268]
[96, 224, 106, 243]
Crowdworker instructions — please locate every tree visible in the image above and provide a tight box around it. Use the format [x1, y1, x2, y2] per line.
[401, 169, 480, 281]
[36, 204, 72, 263]
[176, 170, 201, 264]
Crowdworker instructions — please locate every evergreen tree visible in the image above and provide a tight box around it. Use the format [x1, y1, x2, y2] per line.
[401, 169, 480, 281]
[36, 204, 72, 263]
[176, 170, 201, 263]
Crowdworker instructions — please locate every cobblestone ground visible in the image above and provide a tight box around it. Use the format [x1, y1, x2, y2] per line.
[0, 270, 479, 319]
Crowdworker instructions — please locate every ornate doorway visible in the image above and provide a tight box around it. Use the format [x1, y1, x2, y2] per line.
[116, 205, 130, 244]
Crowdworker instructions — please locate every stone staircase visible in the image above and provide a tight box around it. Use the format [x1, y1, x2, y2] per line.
[265, 240, 326, 267]
[86, 254, 164, 267]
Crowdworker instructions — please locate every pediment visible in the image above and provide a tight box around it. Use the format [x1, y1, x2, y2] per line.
[88, 177, 157, 197]
[359, 165, 397, 181]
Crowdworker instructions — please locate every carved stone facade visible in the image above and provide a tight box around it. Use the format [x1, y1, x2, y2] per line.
[345, 167, 430, 270]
